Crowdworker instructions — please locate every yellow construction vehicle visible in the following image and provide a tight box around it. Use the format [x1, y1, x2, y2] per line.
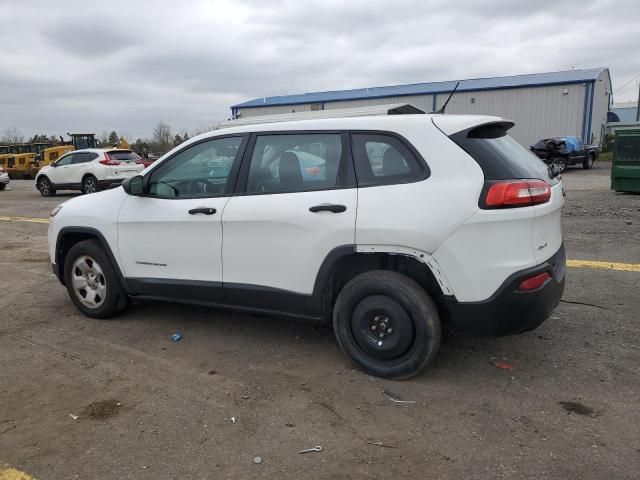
[0, 145, 10, 171]
[28, 133, 99, 178]
[6, 144, 37, 179]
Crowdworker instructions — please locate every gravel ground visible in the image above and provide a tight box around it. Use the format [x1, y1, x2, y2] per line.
[1, 162, 639, 479]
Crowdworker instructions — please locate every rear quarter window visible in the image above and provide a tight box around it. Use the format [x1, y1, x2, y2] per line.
[450, 124, 555, 182]
[351, 133, 428, 186]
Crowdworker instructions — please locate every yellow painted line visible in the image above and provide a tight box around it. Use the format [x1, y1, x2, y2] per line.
[0, 215, 48, 224]
[567, 259, 640, 272]
[0, 465, 36, 480]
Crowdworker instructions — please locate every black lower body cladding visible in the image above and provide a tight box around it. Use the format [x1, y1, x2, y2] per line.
[445, 244, 566, 336]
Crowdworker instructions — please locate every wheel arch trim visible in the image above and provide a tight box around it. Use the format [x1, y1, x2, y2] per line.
[355, 244, 454, 296]
[55, 226, 132, 292]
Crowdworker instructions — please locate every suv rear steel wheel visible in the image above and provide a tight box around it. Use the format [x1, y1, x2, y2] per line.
[333, 270, 441, 379]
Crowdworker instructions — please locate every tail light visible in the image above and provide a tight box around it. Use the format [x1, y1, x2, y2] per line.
[518, 271, 551, 291]
[483, 179, 551, 209]
[99, 153, 120, 166]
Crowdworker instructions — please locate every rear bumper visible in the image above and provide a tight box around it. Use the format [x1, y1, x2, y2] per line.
[445, 243, 566, 336]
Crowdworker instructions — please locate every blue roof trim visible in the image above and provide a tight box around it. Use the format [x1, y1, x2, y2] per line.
[233, 68, 607, 109]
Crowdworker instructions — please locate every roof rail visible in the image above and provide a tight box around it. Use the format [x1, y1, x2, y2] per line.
[218, 103, 425, 129]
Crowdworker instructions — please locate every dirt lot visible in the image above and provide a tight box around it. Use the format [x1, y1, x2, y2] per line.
[1, 163, 639, 479]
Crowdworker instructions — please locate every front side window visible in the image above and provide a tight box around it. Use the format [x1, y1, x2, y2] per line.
[56, 153, 74, 166]
[147, 136, 243, 198]
[246, 134, 343, 194]
[351, 133, 425, 186]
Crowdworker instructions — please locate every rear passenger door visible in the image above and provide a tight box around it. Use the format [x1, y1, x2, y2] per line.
[221, 132, 357, 309]
[70, 152, 98, 182]
[351, 132, 430, 247]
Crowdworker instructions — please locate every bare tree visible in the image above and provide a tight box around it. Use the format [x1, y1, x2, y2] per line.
[99, 131, 109, 146]
[2, 127, 25, 144]
[152, 121, 172, 153]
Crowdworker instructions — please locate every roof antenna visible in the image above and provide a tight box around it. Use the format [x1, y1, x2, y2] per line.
[432, 81, 460, 114]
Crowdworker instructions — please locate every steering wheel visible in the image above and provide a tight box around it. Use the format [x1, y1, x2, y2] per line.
[185, 179, 216, 196]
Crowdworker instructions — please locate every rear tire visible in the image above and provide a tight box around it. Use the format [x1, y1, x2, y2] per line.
[82, 175, 99, 194]
[0, 183, 6, 191]
[583, 153, 594, 169]
[37, 176, 56, 197]
[63, 240, 128, 319]
[333, 270, 441, 379]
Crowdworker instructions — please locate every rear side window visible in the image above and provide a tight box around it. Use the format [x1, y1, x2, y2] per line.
[246, 134, 344, 194]
[107, 150, 139, 162]
[72, 152, 99, 164]
[351, 133, 426, 186]
[450, 124, 553, 181]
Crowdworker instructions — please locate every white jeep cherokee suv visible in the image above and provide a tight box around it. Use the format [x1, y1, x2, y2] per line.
[47, 114, 565, 379]
[36, 148, 144, 196]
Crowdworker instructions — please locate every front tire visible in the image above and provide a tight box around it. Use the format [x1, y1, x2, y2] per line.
[552, 157, 567, 173]
[63, 240, 127, 319]
[0, 183, 6, 191]
[333, 270, 441, 379]
[82, 175, 99, 194]
[37, 176, 56, 197]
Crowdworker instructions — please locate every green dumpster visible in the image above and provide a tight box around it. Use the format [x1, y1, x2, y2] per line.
[611, 128, 640, 193]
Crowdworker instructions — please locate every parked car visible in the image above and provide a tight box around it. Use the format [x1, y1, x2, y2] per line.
[0, 168, 9, 190]
[47, 114, 566, 379]
[530, 135, 599, 172]
[35, 149, 145, 197]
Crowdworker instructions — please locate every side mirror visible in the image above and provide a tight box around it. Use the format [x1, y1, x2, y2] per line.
[51, 162, 57, 167]
[123, 175, 144, 195]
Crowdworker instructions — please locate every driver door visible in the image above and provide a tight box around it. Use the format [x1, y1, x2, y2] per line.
[47, 152, 75, 184]
[117, 135, 247, 301]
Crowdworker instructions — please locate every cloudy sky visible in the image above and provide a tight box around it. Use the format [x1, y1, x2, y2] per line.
[1, 0, 639, 139]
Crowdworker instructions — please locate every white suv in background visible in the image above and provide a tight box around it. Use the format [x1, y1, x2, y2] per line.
[47, 114, 566, 379]
[35, 149, 144, 196]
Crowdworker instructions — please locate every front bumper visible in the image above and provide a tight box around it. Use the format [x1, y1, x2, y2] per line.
[445, 244, 566, 336]
[0, 173, 9, 184]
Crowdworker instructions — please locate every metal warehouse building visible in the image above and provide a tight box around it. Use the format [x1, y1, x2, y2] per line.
[231, 68, 612, 147]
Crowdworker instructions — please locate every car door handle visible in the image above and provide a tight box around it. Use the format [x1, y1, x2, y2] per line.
[188, 207, 217, 215]
[309, 204, 347, 213]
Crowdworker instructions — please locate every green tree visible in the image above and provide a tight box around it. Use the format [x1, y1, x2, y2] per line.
[108, 131, 119, 145]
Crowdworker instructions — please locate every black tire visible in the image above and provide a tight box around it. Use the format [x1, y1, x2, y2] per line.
[37, 176, 56, 197]
[583, 153, 594, 169]
[82, 175, 99, 194]
[0, 183, 6, 191]
[333, 270, 441, 379]
[63, 239, 128, 319]
[552, 157, 567, 173]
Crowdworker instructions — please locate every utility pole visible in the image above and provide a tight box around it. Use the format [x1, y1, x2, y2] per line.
[636, 80, 640, 122]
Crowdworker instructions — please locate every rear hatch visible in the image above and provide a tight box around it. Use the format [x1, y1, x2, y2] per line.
[104, 150, 144, 176]
[435, 116, 564, 265]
